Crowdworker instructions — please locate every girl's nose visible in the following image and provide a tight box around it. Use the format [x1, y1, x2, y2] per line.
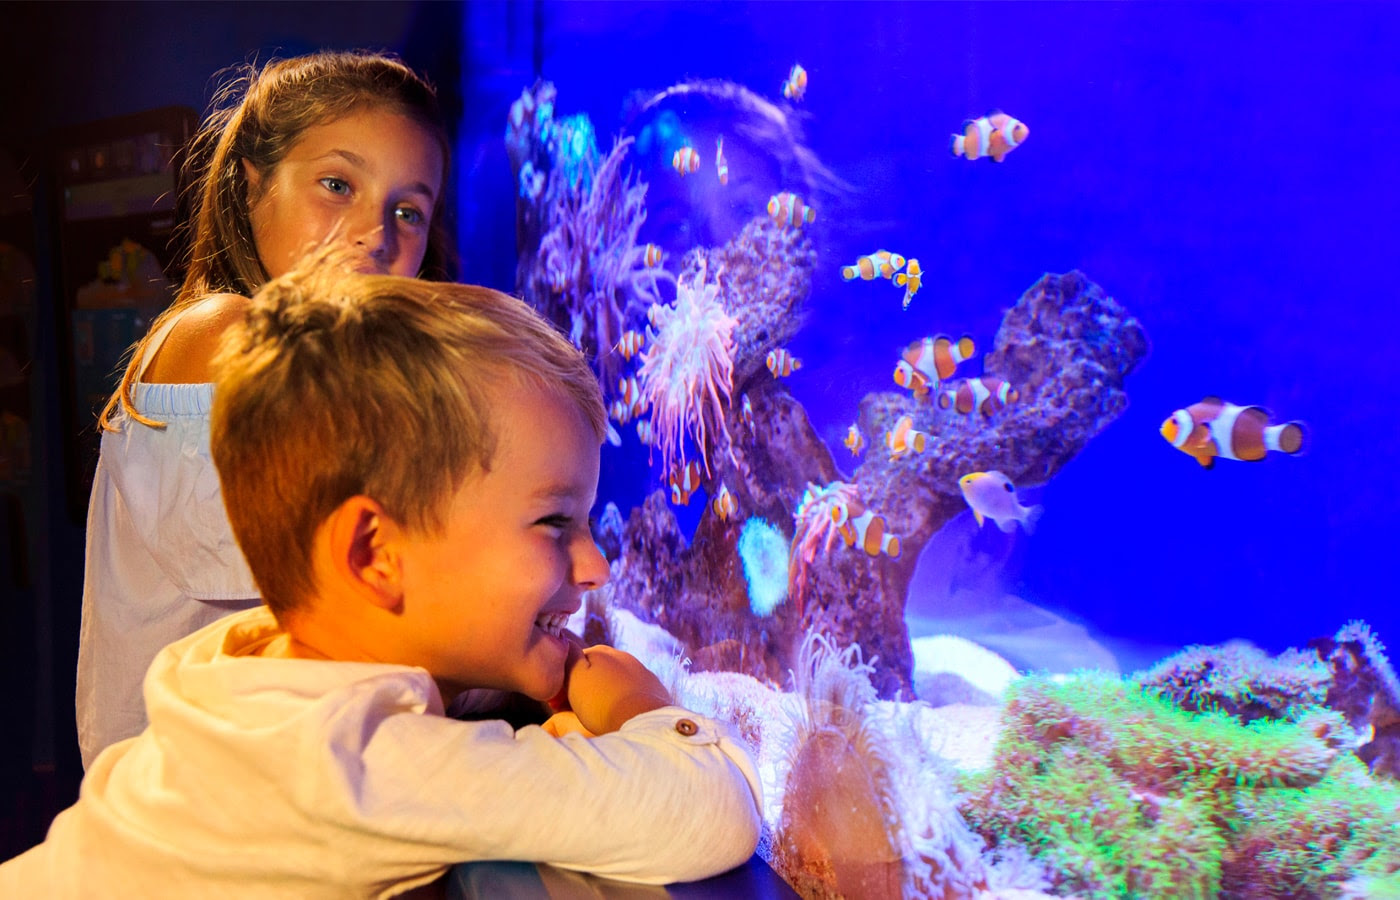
[354, 219, 397, 270]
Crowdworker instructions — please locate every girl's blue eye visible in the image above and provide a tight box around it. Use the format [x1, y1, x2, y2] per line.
[396, 206, 426, 227]
[320, 177, 350, 196]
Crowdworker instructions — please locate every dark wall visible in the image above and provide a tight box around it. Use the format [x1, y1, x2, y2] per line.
[0, 0, 472, 859]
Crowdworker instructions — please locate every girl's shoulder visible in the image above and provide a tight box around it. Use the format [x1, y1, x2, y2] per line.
[143, 293, 252, 385]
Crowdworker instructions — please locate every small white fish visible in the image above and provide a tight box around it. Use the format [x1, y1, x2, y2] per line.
[958, 470, 1043, 533]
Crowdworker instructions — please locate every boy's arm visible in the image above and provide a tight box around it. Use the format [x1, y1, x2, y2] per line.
[344, 691, 763, 885]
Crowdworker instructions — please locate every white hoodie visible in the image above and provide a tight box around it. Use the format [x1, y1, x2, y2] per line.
[7, 607, 763, 898]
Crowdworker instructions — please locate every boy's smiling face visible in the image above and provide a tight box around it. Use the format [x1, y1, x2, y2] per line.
[392, 380, 608, 703]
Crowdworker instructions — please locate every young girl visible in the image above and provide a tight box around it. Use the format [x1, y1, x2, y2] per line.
[76, 50, 457, 769]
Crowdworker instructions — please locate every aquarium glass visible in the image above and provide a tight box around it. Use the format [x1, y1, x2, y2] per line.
[457, 3, 1400, 895]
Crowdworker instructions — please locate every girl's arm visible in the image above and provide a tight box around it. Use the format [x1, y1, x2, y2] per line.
[142, 293, 251, 384]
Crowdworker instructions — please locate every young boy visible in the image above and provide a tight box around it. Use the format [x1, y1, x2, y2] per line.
[2, 262, 762, 897]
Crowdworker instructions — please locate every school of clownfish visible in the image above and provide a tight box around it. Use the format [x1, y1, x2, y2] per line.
[623, 62, 1308, 570]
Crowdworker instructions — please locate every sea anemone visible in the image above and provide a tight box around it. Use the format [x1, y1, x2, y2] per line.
[788, 480, 861, 617]
[737, 518, 790, 617]
[638, 257, 738, 475]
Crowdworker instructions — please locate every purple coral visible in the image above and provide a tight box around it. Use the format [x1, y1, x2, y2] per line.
[531, 131, 667, 392]
[638, 257, 737, 476]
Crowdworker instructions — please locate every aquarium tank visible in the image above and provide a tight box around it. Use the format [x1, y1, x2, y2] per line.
[455, 3, 1400, 897]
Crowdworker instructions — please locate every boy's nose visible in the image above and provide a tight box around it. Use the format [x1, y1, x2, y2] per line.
[575, 538, 610, 591]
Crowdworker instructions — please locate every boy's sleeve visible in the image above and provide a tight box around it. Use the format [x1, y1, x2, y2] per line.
[325, 704, 763, 886]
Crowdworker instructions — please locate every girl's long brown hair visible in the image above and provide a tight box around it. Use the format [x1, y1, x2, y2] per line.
[100, 50, 458, 430]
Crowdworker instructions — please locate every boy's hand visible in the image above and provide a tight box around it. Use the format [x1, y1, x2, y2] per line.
[541, 711, 597, 738]
[563, 645, 672, 735]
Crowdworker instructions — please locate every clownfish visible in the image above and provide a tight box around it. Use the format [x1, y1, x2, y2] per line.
[619, 375, 648, 419]
[782, 63, 808, 101]
[673, 145, 701, 175]
[894, 258, 923, 310]
[885, 414, 929, 460]
[831, 500, 900, 560]
[609, 399, 632, 425]
[670, 460, 704, 506]
[716, 136, 729, 186]
[740, 393, 755, 426]
[892, 361, 933, 401]
[616, 329, 646, 361]
[711, 484, 737, 521]
[766, 348, 802, 378]
[959, 471, 1042, 534]
[844, 424, 866, 457]
[767, 192, 816, 229]
[950, 110, 1029, 163]
[841, 250, 906, 282]
[1160, 397, 1308, 469]
[939, 377, 1018, 416]
[642, 243, 663, 268]
[906, 334, 976, 382]
[636, 418, 655, 446]
[893, 334, 975, 400]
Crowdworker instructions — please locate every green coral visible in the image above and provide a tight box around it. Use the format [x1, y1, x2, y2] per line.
[959, 672, 1397, 898]
[1136, 641, 1330, 724]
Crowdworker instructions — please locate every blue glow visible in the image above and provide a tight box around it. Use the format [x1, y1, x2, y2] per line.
[737, 518, 789, 618]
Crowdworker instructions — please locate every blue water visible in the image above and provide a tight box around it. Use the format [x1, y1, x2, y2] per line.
[462, 1, 1400, 664]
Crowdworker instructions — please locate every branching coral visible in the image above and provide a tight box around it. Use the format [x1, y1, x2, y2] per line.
[637, 257, 737, 475]
[786, 480, 860, 617]
[535, 135, 668, 393]
[959, 671, 1386, 898]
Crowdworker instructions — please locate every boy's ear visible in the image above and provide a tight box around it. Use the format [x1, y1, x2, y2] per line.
[324, 495, 405, 611]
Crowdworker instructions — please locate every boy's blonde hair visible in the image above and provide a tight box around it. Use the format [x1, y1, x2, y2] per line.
[103, 50, 456, 431]
[210, 259, 606, 618]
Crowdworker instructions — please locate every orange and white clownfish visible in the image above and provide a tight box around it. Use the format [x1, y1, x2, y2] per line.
[616, 329, 646, 360]
[635, 418, 655, 446]
[740, 393, 754, 426]
[939, 377, 1018, 416]
[669, 460, 704, 506]
[885, 414, 930, 460]
[959, 471, 1043, 533]
[609, 399, 632, 425]
[766, 348, 802, 378]
[642, 243, 663, 268]
[1160, 397, 1308, 469]
[673, 145, 701, 175]
[767, 192, 816, 229]
[841, 250, 906, 282]
[710, 483, 737, 521]
[950, 110, 1029, 163]
[619, 375, 648, 419]
[905, 334, 976, 382]
[893, 334, 975, 400]
[715, 136, 729, 186]
[782, 63, 808, 101]
[830, 499, 901, 559]
[844, 424, 867, 457]
[894, 258, 923, 310]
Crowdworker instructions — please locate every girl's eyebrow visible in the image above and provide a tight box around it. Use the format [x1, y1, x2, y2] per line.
[312, 149, 438, 203]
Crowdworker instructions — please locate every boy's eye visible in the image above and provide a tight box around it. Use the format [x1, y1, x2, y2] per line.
[537, 515, 571, 531]
[395, 206, 426, 227]
[319, 177, 351, 196]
